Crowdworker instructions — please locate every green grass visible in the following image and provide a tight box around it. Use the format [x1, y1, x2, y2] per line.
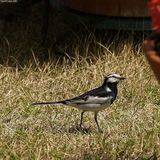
[1, 36, 160, 159]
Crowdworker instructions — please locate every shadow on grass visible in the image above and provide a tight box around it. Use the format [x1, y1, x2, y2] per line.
[68, 125, 92, 134]
[0, 2, 147, 67]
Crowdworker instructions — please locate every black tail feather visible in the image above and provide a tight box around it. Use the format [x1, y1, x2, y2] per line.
[31, 100, 66, 106]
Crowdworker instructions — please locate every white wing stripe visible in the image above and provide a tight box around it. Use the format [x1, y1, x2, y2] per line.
[68, 96, 112, 104]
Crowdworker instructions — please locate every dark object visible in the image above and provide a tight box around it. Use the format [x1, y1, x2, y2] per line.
[41, 0, 50, 44]
[147, 32, 160, 55]
[62, 0, 149, 17]
[143, 32, 160, 83]
[0, 0, 41, 20]
[58, 0, 151, 31]
[0, 0, 50, 43]
[155, 41, 160, 55]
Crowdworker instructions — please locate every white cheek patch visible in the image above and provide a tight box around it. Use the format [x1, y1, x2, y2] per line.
[107, 77, 119, 83]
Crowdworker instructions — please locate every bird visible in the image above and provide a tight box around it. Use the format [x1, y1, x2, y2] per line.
[32, 73, 125, 132]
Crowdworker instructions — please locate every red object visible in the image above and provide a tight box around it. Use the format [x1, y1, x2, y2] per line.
[145, 50, 160, 82]
[148, 0, 160, 31]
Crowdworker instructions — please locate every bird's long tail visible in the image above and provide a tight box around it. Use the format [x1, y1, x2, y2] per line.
[32, 100, 66, 106]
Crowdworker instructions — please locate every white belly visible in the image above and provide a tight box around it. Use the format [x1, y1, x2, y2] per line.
[71, 101, 111, 112]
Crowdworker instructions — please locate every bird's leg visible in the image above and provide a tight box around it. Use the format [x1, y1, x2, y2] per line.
[79, 111, 85, 128]
[94, 112, 103, 133]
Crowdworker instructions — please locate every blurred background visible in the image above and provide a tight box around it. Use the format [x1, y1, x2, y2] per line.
[0, 0, 151, 65]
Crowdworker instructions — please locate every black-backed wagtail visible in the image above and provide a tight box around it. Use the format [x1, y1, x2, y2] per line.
[32, 73, 125, 132]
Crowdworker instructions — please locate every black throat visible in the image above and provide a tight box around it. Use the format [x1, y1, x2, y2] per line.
[107, 82, 118, 92]
[107, 82, 118, 103]
[102, 78, 118, 99]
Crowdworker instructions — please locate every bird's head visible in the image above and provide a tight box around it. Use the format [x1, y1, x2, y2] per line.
[103, 73, 126, 85]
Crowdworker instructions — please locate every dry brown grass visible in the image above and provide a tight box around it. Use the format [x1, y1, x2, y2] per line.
[0, 9, 160, 158]
[1, 32, 160, 159]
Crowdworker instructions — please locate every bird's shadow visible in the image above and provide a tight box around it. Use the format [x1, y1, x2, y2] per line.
[68, 125, 92, 134]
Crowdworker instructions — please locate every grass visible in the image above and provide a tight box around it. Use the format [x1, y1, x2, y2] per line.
[0, 11, 160, 159]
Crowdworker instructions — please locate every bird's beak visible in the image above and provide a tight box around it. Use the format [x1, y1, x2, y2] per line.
[120, 77, 126, 80]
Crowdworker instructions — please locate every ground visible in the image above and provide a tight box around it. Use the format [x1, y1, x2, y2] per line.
[0, 6, 160, 159]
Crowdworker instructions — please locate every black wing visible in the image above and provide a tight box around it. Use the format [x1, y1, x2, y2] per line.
[79, 86, 110, 98]
[69, 86, 117, 104]
[70, 86, 111, 101]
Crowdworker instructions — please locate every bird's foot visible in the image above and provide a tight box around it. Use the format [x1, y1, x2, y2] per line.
[68, 125, 91, 134]
[77, 125, 91, 133]
[98, 129, 103, 133]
